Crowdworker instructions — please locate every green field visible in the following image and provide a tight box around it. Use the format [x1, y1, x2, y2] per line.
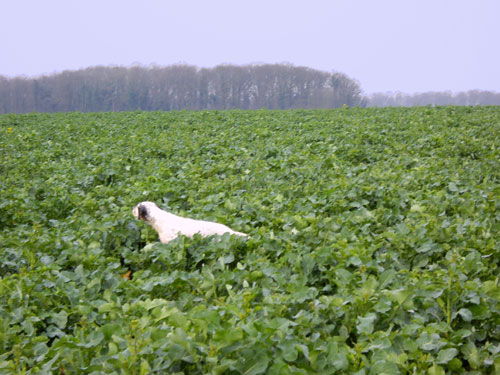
[1, 107, 499, 374]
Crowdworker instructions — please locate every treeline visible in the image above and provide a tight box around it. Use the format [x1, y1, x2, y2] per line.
[366, 90, 500, 107]
[0, 64, 365, 113]
[2, 64, 498, 113]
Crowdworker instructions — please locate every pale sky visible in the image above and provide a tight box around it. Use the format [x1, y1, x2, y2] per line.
[2, 0, 499, 94]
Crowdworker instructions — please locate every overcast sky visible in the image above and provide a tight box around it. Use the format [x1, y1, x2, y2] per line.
[2, 0, 499, 94]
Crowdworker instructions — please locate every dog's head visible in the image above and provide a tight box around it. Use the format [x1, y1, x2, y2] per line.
[132, 201, 158, 222]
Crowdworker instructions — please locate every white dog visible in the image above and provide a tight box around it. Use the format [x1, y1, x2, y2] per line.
[132, 201, 248, 243]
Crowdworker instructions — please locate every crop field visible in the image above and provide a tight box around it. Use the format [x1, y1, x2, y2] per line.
[1, 107, 500, 374]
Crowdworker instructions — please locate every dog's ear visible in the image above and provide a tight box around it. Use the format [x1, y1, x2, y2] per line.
[138, 204, 148, 221]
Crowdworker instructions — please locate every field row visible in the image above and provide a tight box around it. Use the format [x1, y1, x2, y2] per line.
[1, 107, 499, 374]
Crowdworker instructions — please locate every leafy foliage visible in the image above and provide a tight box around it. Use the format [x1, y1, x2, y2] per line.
[1, 107, 499, 374]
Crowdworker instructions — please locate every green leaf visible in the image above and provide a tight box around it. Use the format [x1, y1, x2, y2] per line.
[327, 340, 349, 370]
[357, 313, 377, 335]
[168, 311, 189, 330]
[242, 354, 269, 375]
[464, 251, 482, 274]
[374, 297, 392, 313]
[100, 323, 123, 339]
[481, 280, 500, 299]
[457, 308, 472, 322]
[51, 310, 68, 329]
[98, 302, 115, 313]
[461, 342, 481, 369]
[387, 288, 414, 310]
[291, 286, 318, 303]
[41, 353, 60, 373]
[0, 361, 14, 370]
[436, 348, 458, 364]
[395, 222, 410, 235]
[33, 342, 49, 362]
[79, 331, 104, 348]
[140, 359, 151, 375]
[142, 298, 168, 310]
[336, 268, 353, 283]
[428, 364, 445, 375]
[279, 341, 298, 362]
[213, 327, 244, 346]
[410, 204, 425, 213]
[416, 241, 436, 254]
[417, 332, 446, 351]
[378, 270, 396, 289]
[218, 253, 235, 265]
[370, 360, 400, 375]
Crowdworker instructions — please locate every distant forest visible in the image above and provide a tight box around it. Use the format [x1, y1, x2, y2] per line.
[1, 64, 499, 113]
[367, 90, 500, 107]
[0, 64, 364, 113]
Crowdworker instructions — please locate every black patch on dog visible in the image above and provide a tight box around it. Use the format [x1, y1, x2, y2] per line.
[138, 204, 148, 221]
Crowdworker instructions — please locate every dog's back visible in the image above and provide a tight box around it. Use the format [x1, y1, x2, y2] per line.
[133, 201, 248, 243]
